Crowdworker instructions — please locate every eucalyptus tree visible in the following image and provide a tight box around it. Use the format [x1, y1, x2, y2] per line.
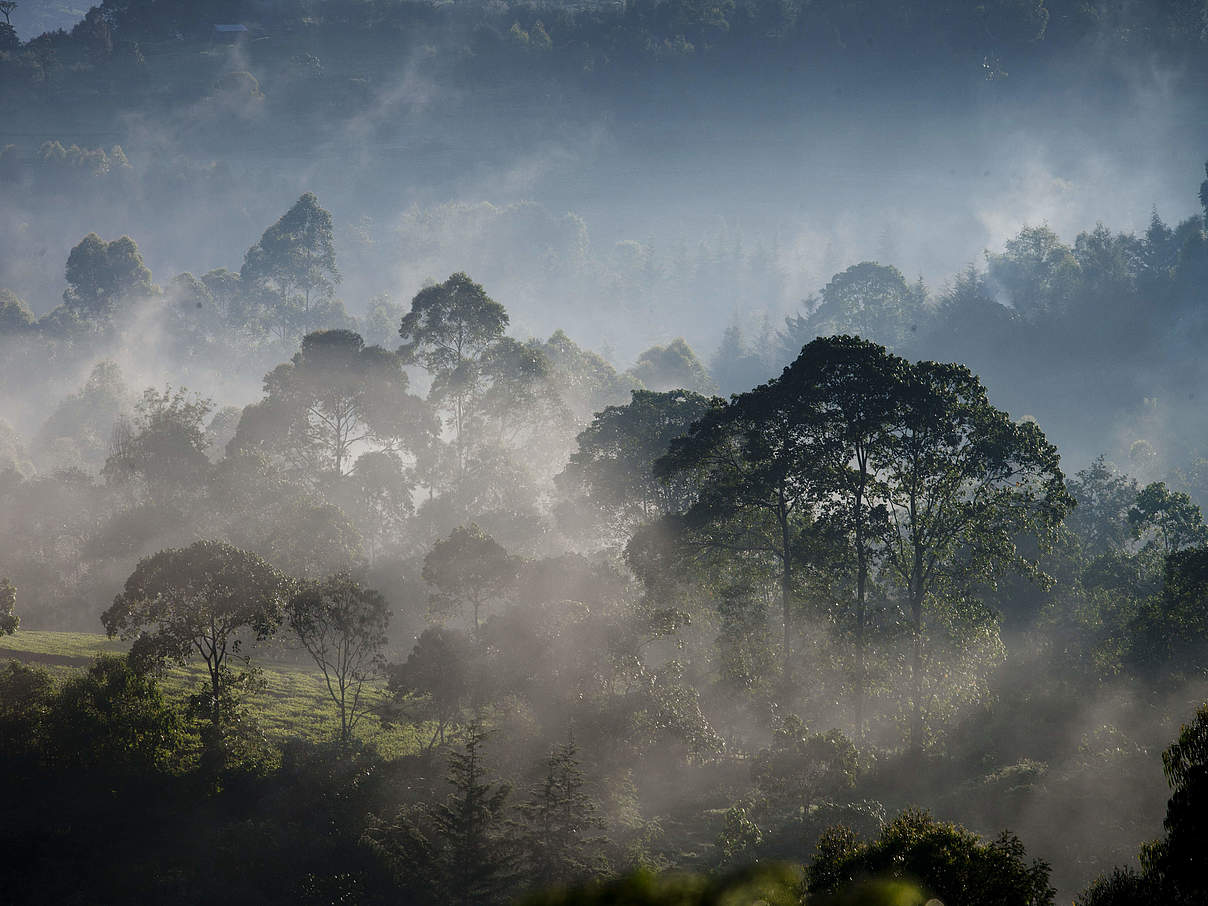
[230, 329, 435, 486]
[398, 273, 565, 512]
[398, 272, 509, 486]
[240, 192, 341, 341]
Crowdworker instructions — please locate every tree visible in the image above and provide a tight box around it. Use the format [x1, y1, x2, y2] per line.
[232, 329, 434, 482]
[879, 362, 1071, 747]
[101, 541, 290, 751]
[1128, 481, 1208, 555]
[751, 715, 857, 821]
[62, 233, 154, 320]
[0, 289, 34, 334]
[383, 626, 475, 749]
[431, 723, 514, 904]
[1128, 546, 1208, 675]
[102, 386, 212, 490]
[627, 338, 718, 394]
[423, 524, 517, 635]
[986, 225, 1080, 320]
[44, 655, 186, 777]
[240, 193, 341, 341]
[807, 809, 1054, 906]
[0, 577, 17, 635]
[1066, 456, 1138, 557]
[557, 389, 716, 542]
[287, 572, 390, 744]
[366, 723, 513, 905]
[776, 336, 907, 737]
[655, 364, 832, 684]
[1078, 702, 1208, 906]
[515, 739, 606, 889]
[36, 361, 130, 470]
[529, 330, 633, 422]
[796, 262, 927, 350]
[398, 272, 510, 485]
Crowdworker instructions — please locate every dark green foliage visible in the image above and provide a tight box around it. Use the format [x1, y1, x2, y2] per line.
[1127, 482, 1208, 555]
[1067, 457, 1139, 557]
[515, 739, 607, 889]
[1128, 548, 1208, 676]
[43, 654, 189, 776]
[367, 723, 513, 905]
[806, 809, 1055, 906]
[102, 540, 290, 752]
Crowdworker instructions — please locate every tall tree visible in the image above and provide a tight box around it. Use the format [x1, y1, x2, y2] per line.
[398, 272, 513, 488]
[1128, 481, 1208, 555]
[231, 329, 434, 483]
[776, 335, 908, 737]
[879, 362, 1071, 748]
[287, 572, 390, 744]
[656, 369, 829, 684]
[62, 233, 154, 320]
[241, 193, 341, 341]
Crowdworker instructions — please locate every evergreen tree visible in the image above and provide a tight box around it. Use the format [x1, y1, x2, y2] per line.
[433, 722, 514, 905]
[516, 739, 606, 890]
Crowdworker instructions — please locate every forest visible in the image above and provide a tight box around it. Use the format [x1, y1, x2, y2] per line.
[5, 1, 1208, 905]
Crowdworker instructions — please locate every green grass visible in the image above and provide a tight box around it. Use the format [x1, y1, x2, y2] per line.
[0, 630, 426, 758]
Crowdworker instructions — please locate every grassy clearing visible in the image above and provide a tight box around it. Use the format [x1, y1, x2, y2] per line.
[0, 630, 425, 758]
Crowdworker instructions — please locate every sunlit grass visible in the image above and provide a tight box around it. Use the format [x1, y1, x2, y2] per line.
[0, 630, 425, 758]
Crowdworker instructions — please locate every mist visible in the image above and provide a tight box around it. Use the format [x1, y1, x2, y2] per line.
[4, 3, 1208, 905]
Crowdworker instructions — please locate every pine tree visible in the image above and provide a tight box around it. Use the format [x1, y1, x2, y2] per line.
[516, 739, 606, 889]
[432, 722, 514, 905]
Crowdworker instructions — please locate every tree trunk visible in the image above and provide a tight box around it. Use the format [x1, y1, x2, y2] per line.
[780, 488, 793, 686]
[854, 454, 868, 740]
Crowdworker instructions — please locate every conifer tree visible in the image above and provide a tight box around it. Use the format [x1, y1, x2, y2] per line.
[516, 738, 606, 889]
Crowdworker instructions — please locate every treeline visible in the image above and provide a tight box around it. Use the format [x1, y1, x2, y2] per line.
[5, 0, 1208, 96]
